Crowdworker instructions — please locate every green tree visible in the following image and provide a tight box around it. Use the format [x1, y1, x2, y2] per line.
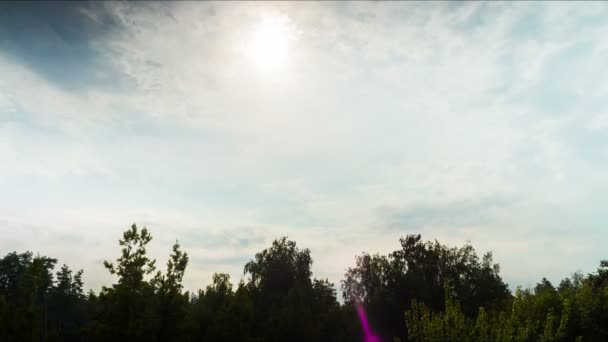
[188, 273, 254, 341]
[0, 251, 58, 341]
[47, 264, 87, 341]
[343, 234, 510, 341]
[152, 241, 189, 341]
[88, 224, 158, 342]
[243, 236, 345, 341]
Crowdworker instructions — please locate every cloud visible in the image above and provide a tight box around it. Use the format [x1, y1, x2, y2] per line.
[3, 1, 608, 293]
[0, 2, 129, 93]
[375, 196, 518, 231]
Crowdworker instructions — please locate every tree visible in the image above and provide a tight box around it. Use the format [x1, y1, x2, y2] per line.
[7, 225, 608, 342]
[188, 273, 254, 341]
[243, 236, 345, 341]
[88, 224, 158, 341]
[47, 264, 87, 341]
[342, 234, 510, 341]
[0, 251, 58, 341]
[153, 241, 189, 341]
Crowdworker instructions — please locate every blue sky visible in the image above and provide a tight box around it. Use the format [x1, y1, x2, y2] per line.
[2, 1, 608, 292]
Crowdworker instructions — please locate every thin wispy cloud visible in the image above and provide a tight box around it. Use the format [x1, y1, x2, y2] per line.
[2, 1, 608, 292]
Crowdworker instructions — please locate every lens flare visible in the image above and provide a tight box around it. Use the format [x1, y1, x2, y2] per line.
[356, 304, 382, 342]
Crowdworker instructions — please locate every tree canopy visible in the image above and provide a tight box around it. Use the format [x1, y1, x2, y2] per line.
[1, 225, 607, 341]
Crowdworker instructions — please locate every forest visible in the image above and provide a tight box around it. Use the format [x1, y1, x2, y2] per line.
[1, 224, 607, 342]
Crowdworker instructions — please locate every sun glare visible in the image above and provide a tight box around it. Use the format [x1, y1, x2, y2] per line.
[247, 14, 294, 72]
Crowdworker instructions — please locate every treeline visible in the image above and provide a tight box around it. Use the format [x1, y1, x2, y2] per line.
[0, 224, 607, 341]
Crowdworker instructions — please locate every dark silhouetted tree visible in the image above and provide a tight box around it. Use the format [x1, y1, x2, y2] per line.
[342, 234, 510, 341]
[88, 224, 158, 341]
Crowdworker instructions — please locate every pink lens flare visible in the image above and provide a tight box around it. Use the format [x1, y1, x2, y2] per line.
[356, 304, 382, 342]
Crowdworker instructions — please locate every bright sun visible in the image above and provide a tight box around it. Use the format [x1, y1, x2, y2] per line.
[247, 14, 294, 72]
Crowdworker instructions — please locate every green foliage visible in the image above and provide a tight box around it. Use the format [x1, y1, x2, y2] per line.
[188, 273, 254, 341]
[3, 226, 608, 342]
[0, 251, 87, 341]
[47, 264, 87, 341]
[342, 234, 510, 341]
[103, 224, 157, 287]
[88, 224, 159, 341]
[86, 224, 192, 342]
[404, 279, 589, 342]
[242, 236, 350, 341]
[405, 286, 473, 341]
[153, 241, 190, 341]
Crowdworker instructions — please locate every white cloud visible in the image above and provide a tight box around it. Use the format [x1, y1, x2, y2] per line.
[3, 1, 608, 292]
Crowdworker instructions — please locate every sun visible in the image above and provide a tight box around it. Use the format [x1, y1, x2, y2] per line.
[247, 14, 294, 72]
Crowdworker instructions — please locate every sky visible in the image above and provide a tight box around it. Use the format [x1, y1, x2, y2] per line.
[2, 1, 608, 294]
